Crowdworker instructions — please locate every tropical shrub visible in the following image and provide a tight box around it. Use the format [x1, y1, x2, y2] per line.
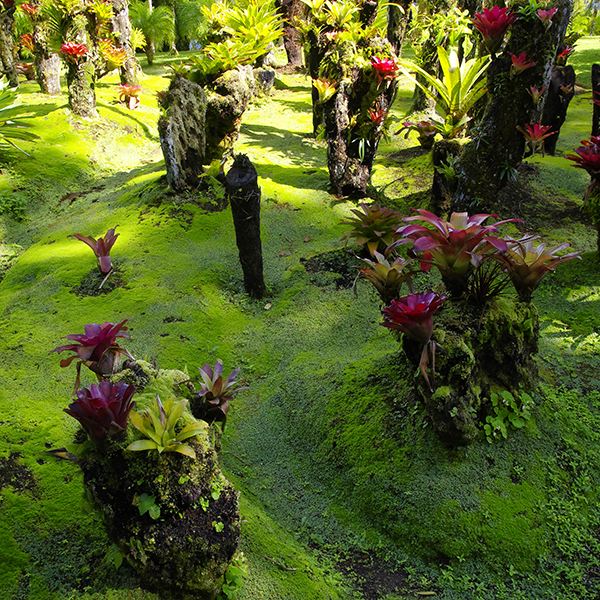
[129, 1, 175, 66]
[358, 251, 416, 306]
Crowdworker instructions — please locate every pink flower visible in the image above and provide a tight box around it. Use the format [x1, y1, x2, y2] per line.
[510, 52, 536, 76]
[537, 7, 558, 28]
[118, 84, 142, 110]
[473, 6, 518, 55]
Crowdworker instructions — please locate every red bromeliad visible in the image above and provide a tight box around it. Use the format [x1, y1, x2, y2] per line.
[527, 85, 546, 105]
[370, 56, 399, 86]
[566, 136, 600, 202]
[118, 84, 143, 110]
[20, 2, 37, 18]
[368, 105, 388, 127]
[61, 42, 87, 61]
[64, 381, 136, 448]
[556, 46, 575, 66]
[394, 209, 520, 294]
[75, 227, 119, 273]
[510, 52, 536, 76]
[537, 7, 558, 28]
[516, 123, 555, 156]
[19, 33, 34, 52]
[51, 320, 132, 389]
[472, 6, 518, 55]
[381, 292, 447, 391]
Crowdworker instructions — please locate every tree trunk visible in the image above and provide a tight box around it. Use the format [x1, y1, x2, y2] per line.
[431, 140, 462, 218]
[592, 64, 600, 137]
[276, 0, 305, 67]
[540, 65, 575, 155]
[145, 42, 154, 67]
[225, 155, 266, 300]
[386, 1, 411, 57]
[66, 59, 98, 119]
[359, 0, 379, 28]
[33, 45, 61, 95]
[110, 0, 143, 86]
[0, 7, 18, 87]
[307, 29, 333, 135]
[452, 0, 572, 213]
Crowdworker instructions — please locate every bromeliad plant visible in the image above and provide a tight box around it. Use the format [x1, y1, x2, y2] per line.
[340, 203, 404, 257]
[493, 235, 582, 301]
[395, 120, 438, 149]
[74, 227, 119, 274]
[51, 320, 132, 391]
[394, 209, 519, 296]
[399, 47, 490, 139]
[516, 123, 555, 157]
[358, 252, 417, 306]
[472, 6, 518, 56]
[64, 381, 136, 449]
[380, 292, 447, 392]
[117, 84, 142, 110]
[127, 394, 207, 459]
[193, 360, 248, 429]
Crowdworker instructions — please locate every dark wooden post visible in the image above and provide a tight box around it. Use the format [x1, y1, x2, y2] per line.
[592, 64, 600, 137]
[225, 155, 266, 299]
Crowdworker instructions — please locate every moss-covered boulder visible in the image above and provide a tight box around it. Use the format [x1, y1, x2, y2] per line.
[402, 297, 539, 445]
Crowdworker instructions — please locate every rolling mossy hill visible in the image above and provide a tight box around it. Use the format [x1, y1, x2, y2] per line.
[1, 41, 600, 600]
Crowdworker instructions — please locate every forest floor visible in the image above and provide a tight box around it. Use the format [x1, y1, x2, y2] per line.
[1, 39, 600, 600]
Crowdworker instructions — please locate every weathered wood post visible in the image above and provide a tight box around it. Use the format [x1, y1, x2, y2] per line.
[225, 155, 265, 299]
[592, 64, 600, 137]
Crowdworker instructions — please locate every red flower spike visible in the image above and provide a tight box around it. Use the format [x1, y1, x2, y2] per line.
[473, 6, 518, 55]
[537, 7, 558, 28]
[64, 381, 136, 448]
[510, 52, 536, 76]
[368, 105, 388, 127]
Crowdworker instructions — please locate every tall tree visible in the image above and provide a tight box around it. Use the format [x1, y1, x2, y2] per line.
[129, 0, 174, 66]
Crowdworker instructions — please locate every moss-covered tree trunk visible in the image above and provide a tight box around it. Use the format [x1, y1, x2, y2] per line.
[540, 65, 575, 155]
[452, 0, 571, 212]
[276, 0, 306, 67]
[323, 41, 397, 198]
[33, 35, 61, 95]
[0, 6, 18, 87]
[66, 58, 98, 118]
[592, 63, 600, 137]
[306, 29, 333, 135]
[110, 0, 143, 86]
[402, 298, 539, 446]
[386, 0, 411, 57]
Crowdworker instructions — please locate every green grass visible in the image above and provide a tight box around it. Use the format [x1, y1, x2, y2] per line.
[1, 39, 600, 600]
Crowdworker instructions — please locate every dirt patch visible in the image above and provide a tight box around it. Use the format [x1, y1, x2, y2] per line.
[0, 452, 37, 495]
[301, 247, 361, 289]
[337, 552, 409, 599]
[70, 265, 127, 297]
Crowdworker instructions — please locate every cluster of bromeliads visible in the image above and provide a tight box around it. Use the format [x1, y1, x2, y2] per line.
[51, 318, 246, 459]
[343, 204, 581, 393]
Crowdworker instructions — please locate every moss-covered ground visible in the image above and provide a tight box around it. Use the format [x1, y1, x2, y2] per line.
[1, 41, 600, 599]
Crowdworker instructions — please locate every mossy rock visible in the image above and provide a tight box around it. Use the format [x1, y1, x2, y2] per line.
[402, 297, 539, 445]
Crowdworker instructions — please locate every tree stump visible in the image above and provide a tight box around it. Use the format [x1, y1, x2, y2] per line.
[226, 155, 265, 299]
[541, 65, 575, 155]
[157, 75, 207, 191]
